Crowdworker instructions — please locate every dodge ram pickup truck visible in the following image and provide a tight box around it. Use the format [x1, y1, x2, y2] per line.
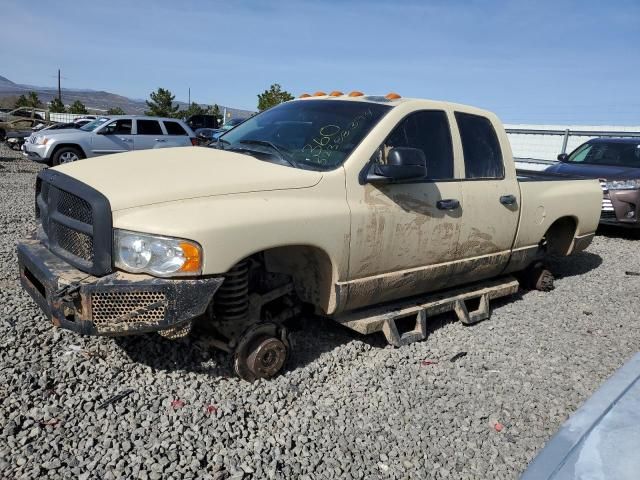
[17, 92, 602, 380]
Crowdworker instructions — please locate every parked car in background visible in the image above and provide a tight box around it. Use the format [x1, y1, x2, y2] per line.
[0, 107, 46, 122]
[194, 127, 218, 145]
[184, 114, 219, 131]
[39, 117, 95, 131]
[0, 117, 51, 141]
[194, 118, 246, 145]
[23, 116, 197, 166]
[546, 138, 640, 228]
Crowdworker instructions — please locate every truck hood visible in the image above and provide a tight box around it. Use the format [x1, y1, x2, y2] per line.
[546, 162, 640, 180]
[53, 147, 323, 211]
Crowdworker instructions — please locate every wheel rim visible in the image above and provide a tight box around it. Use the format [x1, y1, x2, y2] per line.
[59, 151, 79, 163]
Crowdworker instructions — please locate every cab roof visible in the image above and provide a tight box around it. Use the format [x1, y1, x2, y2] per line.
[292, 93, 496, 117]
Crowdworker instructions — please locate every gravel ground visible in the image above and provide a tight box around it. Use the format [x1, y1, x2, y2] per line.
[1, 143, 639, 480]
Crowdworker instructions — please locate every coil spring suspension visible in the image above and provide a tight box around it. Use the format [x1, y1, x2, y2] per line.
[215, 260, 250, 324]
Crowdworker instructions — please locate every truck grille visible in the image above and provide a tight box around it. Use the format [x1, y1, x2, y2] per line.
[57, 190, 93, 224]
[52, 222, 94, 261]
[36, 170, 112, 275]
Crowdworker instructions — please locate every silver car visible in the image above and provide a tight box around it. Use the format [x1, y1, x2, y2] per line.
[24, 116, 197, 166]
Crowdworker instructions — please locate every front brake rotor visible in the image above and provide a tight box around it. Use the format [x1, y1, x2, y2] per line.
[232, 323, 290, 381]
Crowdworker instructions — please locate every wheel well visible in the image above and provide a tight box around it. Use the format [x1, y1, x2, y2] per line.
[544, 216, 577, 255]
[51, 143, 86, 159]
[260, 245, 338, 315]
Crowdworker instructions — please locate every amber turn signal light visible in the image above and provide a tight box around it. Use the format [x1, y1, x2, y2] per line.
[179, 242, 202, 273]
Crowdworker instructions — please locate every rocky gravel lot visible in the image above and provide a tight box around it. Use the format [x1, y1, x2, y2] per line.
[0, 143, 639, 480]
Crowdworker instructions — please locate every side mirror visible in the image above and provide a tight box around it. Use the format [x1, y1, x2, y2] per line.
[367, 147, 427, 183]
[557, 153, 569, 162]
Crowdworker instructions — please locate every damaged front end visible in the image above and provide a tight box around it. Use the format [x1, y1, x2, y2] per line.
[17, 239, 223, 336]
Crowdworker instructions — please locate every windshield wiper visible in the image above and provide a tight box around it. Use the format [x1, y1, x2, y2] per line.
[237, 139, 299, 168]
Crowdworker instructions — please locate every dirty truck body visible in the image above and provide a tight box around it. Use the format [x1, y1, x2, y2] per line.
[17, 95, 601, 380]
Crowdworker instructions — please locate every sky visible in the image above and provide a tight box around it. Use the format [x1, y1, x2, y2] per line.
[0, 0, 638, 124]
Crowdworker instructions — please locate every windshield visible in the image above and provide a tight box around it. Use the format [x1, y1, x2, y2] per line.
[80, 117, 110, 132]
[216, 100, 391, 170]
[568, 141, 640, 167]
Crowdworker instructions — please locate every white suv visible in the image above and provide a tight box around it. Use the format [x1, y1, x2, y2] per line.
[24, 116, 197, 166]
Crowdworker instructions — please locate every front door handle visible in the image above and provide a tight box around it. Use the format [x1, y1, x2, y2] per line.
[500, 194, 517, 205]
[155, 138, 167, 142]
[436, 199, 460, 210]
[119, 137, 132, 142]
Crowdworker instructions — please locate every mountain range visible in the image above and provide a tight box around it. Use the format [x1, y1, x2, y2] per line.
[0, 75, 254, 119]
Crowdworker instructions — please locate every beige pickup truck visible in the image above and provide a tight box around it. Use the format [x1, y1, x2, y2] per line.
[17, 92, 602, 380]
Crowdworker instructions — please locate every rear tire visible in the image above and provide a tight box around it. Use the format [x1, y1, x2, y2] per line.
[52, 146, 83, 166]
[0, 129, 6, 141]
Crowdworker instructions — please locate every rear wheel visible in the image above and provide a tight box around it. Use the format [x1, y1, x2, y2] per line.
[52, 146, 83, 166]
[517, 262, 555, 291]
[0, 129, 6, 141]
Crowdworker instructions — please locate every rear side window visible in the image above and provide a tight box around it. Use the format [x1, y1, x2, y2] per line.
[137, 120, 163, 135]
[163, 121, 188, 136]
[455, 112, 504, 179]
[378, 110, 454, 180]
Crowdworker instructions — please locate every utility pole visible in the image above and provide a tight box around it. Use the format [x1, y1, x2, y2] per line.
[57, 69, 62, 102]
[188, 87, 191, 105]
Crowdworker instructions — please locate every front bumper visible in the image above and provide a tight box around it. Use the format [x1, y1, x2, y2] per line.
[600, 189, 640, 228]
[23, 143, 50, 163]
[17, 239, 224, 336]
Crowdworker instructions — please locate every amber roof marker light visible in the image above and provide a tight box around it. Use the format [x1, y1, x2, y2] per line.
[385, 92, 402, 100]
[329, 91, 344, 97]
[299, 93, 311, 98]
[313, 91, 327, 97]
[348, 91, 364, 97]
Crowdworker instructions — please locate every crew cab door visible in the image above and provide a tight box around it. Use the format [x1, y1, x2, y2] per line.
[134, 119, 166, 150]
[92, 119, 134, 155]
[345, 110, 463, 310]
[451, 111, 520, 283]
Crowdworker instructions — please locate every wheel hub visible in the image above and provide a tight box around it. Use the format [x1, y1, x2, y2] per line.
[247, 337, 287, 378]
[232, 323, 290, 381]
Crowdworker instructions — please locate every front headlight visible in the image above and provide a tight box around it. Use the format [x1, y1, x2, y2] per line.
[113, 229, 202, 277]
[606, 179, 640, 190]
[33, 136, 49, 145]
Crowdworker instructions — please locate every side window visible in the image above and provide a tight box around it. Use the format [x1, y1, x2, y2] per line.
[137, 120, 163, 135]
[102, 119, 132, 135]
[375, 110, 454, 180]
[455, 112, 504, 179]
[163, 121, 188, 136]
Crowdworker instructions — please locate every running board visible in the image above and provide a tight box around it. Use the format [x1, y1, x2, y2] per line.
[333, 276, 520, 347]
